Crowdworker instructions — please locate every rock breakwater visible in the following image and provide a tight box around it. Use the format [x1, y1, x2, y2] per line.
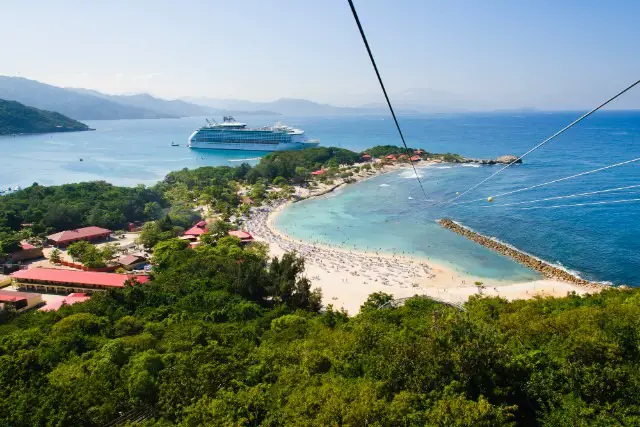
[439, 218, 606, 290]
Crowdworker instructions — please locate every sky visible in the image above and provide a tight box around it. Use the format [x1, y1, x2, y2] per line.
[1, 0, 639, 110]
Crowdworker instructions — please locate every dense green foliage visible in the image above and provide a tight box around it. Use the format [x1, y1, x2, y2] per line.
[0, 181, 166, 236]
[1, 229, 639, 426]
[246, 147, 361, 183]
[0, 145, 637, 425]
[0, 98, 90, 135]
[66, 240, 117, 268]
[364, 145, 422, 157]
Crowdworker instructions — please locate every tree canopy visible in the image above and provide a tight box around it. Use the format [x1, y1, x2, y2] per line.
[1, 235, 639, 426]
[0, 98, 90, 135]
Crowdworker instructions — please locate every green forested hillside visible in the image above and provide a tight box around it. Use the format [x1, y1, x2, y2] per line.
[0, 235, 638, 426]
[1, 156, 640, 425]
[0, 98, 90, 135]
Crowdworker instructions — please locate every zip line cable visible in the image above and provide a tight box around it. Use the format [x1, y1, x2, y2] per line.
[346, 0, 430, 201]
[451, 156, 640, 206]
[443, 78, 640, 206]
[515, 197, 640, 210]
[479, 184, 640, 208]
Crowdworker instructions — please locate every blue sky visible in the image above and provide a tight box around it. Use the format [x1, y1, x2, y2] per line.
[1, 0, 639, 109]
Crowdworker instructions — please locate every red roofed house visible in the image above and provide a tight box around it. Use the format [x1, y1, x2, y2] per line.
[385, 154, 397, 161]
[39, 293, 91, 311]
[410, 155, 422, 162]
[184, 221, 208, 237]
[361, 153, 372, 161]
[8, 241, 44, 262]
[117, 254, 148, 270]
[47, 226, 112, 248]
[228, 230, 255, 244]
[11, 268, 150, 294]
[311, 169, 327, 176]
[0, 290, 43, 312]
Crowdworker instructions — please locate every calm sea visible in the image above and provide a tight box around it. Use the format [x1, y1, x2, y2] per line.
[2, 112, 639, 284]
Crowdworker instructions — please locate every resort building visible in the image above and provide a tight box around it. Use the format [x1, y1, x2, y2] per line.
[184, 221, 208, 237]
[7, 241, 44, 262]
[228, 230, 255, 244]
[410, 155, 422, 162]
[0, 290, 43, 312]
[11, 268, 150, 294]
[39, 293, 91, 311]
[361, 153, 372, 161]
[117, 254, 148, 270]
[47, 226, 112, 248]
[311, 169, 327, 176]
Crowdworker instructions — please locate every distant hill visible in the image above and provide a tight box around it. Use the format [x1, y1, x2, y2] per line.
[184, 96, 420, 116]
[0, 76, 176, 120]
[0, 98, 90, 135]
[68, 89, 211, 117]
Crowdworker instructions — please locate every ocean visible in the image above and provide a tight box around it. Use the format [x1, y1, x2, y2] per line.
[2, 112, 639, 285]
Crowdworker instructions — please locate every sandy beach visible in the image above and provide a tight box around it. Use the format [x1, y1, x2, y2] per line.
[245, 199, 595, 315]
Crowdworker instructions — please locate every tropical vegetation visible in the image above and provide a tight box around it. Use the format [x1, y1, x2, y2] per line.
[0, 98, 90, 135]
[0, 237, 638, 425]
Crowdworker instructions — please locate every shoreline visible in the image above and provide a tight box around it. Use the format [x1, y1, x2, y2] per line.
[245, 197, 598, 315]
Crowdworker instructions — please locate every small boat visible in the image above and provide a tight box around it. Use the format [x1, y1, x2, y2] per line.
[79, 158, 83, 162]
[171, 141, 180, 147]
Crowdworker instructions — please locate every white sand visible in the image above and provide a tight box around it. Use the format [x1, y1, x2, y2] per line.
[245, 201, 594, 315]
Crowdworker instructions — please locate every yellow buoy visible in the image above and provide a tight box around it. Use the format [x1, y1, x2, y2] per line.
[488, 196, 493, 202]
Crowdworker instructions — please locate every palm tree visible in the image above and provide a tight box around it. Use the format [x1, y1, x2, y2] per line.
[49, 248, 62, 264]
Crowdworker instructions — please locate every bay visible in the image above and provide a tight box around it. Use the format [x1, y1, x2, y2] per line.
[2, 111, 639, 285]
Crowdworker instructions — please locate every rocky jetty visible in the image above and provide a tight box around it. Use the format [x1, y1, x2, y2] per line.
[438, 218, 606, 290]
[463, 155, 522, 165]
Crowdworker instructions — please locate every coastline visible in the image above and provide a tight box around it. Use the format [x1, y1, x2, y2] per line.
[245, 196, 597, 315]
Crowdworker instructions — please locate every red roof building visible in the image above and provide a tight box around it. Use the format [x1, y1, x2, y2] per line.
[410, 155, 422, 162]
[361, 154, 372, 161]
[0, 290, 43, 312]
[39, 293, 91, 311]
[20, 241, 36, 250]
[228, 230, 255, 244]
[117, 254, 147, 270]
[47, 226, 112, 247]
[311, 169, 327, 176]
[11, 268, 149, 294]
[385, 155, 397, 161]
[184, 222, 208, 237]
[8, 241, 44, 262]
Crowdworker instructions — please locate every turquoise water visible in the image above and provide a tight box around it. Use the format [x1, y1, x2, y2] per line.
[276, 173, 542, 282]
[2, 112, 639, 284]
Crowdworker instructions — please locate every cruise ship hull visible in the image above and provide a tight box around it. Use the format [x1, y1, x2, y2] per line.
[187, 141, 319, 151]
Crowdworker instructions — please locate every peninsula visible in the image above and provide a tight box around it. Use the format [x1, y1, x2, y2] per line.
[0, 98, 91, 135]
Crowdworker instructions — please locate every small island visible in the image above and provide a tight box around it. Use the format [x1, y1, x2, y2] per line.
[0, 98, 91, 135]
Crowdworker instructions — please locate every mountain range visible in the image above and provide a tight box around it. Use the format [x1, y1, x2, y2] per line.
[0, 76, 465, 121]
[183, 96, 422, 116]
[0, 77, 282, 121]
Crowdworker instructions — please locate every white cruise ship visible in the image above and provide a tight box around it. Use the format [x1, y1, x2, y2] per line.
[187, 117, 320, 151]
